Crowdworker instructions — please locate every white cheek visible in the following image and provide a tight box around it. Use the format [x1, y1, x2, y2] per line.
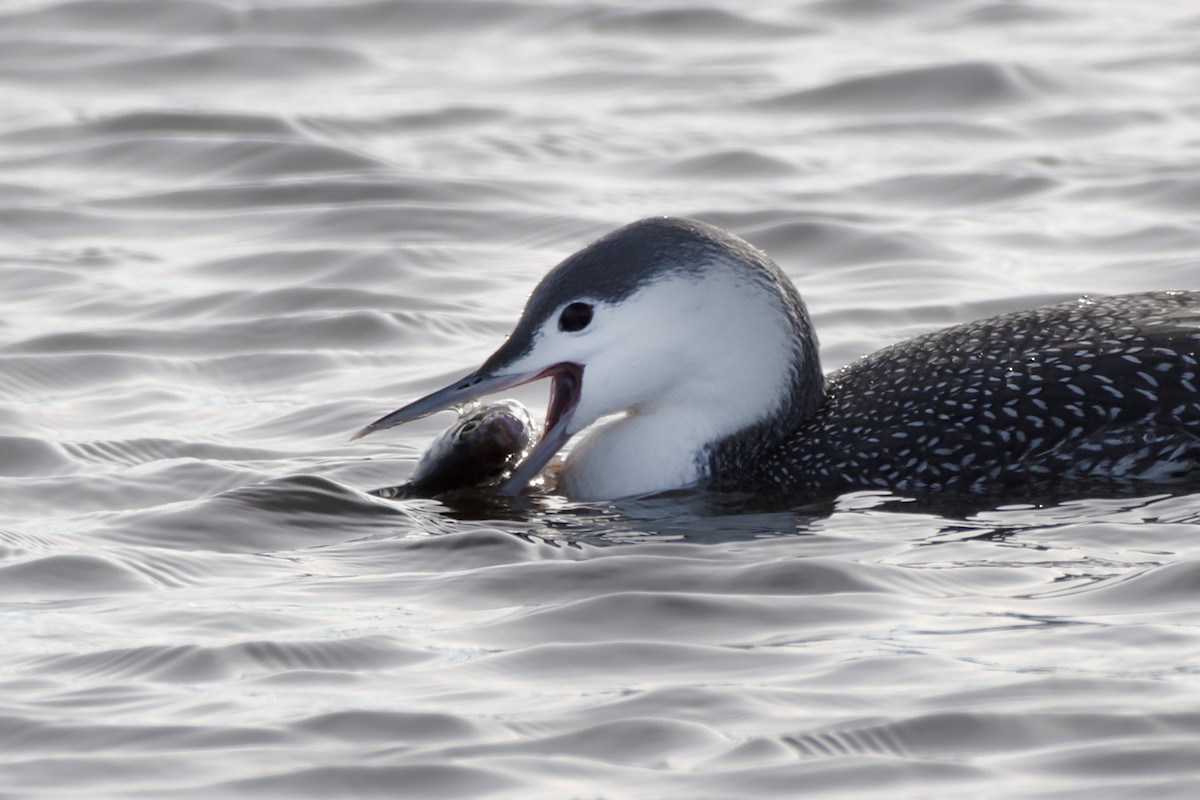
[571, 341, 655, 424]
[507, 327, 587, 371]
[568, 273, 796, 438]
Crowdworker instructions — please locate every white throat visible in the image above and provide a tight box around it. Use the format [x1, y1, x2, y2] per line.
[556, 412, 707, 500]
[551, 271, 798, 500]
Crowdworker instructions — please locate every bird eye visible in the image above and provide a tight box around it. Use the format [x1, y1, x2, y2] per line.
[558, 302, 593, 333]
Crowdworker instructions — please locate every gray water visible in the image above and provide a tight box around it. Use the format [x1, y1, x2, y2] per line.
[3, 0, 1200, 797]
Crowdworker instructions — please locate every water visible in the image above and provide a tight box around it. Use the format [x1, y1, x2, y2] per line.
[3, 0, 1200, 796]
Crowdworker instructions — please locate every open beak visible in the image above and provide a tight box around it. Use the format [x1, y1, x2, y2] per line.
[497, 362, 581, 495]
[352, 362, 584, 496]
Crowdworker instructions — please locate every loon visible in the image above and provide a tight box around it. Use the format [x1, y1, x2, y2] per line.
[372, 400, 534, 499]
[353, 217, 1200, 501]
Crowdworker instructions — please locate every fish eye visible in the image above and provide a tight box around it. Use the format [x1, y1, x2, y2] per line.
[458, 420, 480, 438]
[558, 302, 593, 333]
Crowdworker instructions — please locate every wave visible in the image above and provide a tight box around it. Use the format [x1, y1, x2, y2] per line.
[757, 61, 1084, 115]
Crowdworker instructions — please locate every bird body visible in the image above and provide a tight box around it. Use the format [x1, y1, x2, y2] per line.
[354, 218, 1200, 502]
[721, 291, 1200, 497]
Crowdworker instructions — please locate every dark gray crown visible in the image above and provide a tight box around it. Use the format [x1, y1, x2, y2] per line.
[481, 217, 819, 381]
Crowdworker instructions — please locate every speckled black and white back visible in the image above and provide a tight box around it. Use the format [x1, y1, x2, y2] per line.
[714, 291, 1200, 497]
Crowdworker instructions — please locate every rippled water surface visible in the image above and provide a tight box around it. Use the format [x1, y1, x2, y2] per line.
[3, 0, 1200, 797]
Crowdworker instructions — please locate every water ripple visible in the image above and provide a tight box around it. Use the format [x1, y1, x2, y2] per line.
[2, 0, 1200, 797]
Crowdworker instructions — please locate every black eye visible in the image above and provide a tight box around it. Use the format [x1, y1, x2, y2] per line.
[558, 302, 593, 332]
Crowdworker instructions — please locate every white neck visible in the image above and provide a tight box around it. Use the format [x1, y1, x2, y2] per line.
[556, 411, 706, 500]
[553, 271, 799, 500]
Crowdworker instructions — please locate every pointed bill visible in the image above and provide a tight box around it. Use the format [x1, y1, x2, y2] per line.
[350, 367, 543, 443]
[352, 363, 585, 496]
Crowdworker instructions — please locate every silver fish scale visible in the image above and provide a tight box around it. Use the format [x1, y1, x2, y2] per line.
[373, 401, 534, 499]
[726, 291, 1200, 497]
